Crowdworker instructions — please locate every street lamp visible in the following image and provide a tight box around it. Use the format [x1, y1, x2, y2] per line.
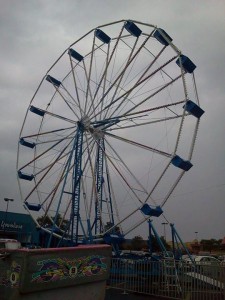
[162, 222, 168, 241]
[195, 231, 198, 242]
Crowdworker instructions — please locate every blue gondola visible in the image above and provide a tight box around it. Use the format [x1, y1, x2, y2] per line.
[95, 29, 111, 44]
[140, 204, 163, 217]
[30, 105, 45, 117]
[18, 170, 34, 181]
[25, 201, 41, 211]
[176, 55, 196, 73]
[20, 138, 36, 149]
[171, 155, 193, 171]
[184, 100, 205, 119]
[68, 48, 84, 62]
[153, 28, 173, 46]
[46, 75, 61, 87]
[124, 21, 142, 37]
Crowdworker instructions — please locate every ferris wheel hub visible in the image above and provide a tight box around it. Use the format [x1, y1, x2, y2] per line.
[80, 115, 105, 139]
[89, 127, 105, 139]
[80, 115, 91, 129]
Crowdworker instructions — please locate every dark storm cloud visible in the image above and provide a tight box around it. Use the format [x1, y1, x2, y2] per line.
[0, 0, 224, 241]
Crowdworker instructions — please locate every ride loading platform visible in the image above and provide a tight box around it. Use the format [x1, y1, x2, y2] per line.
[0, 244, 111, 300]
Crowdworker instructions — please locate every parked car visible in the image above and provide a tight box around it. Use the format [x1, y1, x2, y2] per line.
[181, 255, 196, 265]
[218, 255, 225, 266]
[194, 255, 223, 279]
[194, 255, 221, 266]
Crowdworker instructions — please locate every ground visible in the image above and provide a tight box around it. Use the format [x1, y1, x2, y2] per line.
[105, 288, 166, 300]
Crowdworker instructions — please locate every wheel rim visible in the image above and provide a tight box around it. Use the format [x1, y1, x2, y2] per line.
[17, 20, 203, 246]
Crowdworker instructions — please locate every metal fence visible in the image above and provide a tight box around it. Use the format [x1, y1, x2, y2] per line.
[108, 258, 225, 300]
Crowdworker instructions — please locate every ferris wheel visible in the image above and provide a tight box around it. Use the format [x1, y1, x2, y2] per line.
[17, 20, 204, 247]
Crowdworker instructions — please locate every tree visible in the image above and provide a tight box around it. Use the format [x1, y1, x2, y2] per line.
[37, 214, 69, 231]
[160, 236, 171, 250]
[200, 238, 222, 252]
[131, 235, 147, 250]
[104, 222, 122, 235]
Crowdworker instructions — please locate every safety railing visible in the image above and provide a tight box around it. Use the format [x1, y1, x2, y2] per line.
[108, 258, 225, 299]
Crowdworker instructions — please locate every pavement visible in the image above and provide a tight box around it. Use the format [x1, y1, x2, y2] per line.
[105, 288, 166, 300]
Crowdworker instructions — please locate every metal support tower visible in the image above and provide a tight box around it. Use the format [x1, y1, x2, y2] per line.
[70, 123, 84, 245]
[94, 138, 104, 235]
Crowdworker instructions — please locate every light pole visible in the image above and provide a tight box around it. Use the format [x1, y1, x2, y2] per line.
[162, 222, 168, 241]
[195, 231, 198, 242]
[4, 198, 14, 234]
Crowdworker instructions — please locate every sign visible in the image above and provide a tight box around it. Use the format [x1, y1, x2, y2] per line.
[0, 220, 23, 231]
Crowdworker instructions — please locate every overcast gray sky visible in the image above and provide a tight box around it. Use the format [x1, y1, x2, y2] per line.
[0, 0, 225, 242]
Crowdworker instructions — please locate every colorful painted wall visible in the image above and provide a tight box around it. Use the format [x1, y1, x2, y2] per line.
[0, 245, 111, 300]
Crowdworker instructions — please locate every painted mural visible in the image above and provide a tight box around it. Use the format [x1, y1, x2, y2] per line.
[31, 255, 107, 283]
[0, 261, 21, 288]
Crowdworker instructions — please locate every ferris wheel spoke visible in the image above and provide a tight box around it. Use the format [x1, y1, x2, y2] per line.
[99, 44, 111, 120]
[86, 25, 125, 118]
[19, 131, 74, 172]
[102, 37, 140, 119]
[92, 55, 179, 121]
[100, 144, 143, 205]
[68, 52, 84, 118]
[104, 157, 121, 229]
[34, 149, 71, 177]
[104, 206, 140, 236]
[96, 44, 110, 119]
[124, 216, 150, 236]
[104, 138, 148, 195]
[143, 45, 174, 80]
[121, 99, 186, 119]
[46, 75, 80, 118]
[23, 136, 76, 202]
[93, 99, 186, 131]
[21, 126, 76, 139]
[119, 72, 183, 119]
[60, 83, 84, 117]
[82, 39, 97, 117]
[20, 127, 75, 170]
[48, 136, 84, 234]
[88, 37, 141, 118]
[108, 27, 153, 87]
[42, 154, 75, 220]
[108, 115, 184, 131]
[43, 136, 96, 220]
[69, 55, 116, 119]
[35, 136, 74, 145]
[105, 131, 172, 158]
[90, 32, 155, 120]
[43, 135, 96, 214]
[30, 105, 77, 124]
[84, 34, 99, 117]
[92, 99, 185, 127]
[24, 166, 71, 214]
[54, 86, 80, 118]
[107, 44, 167, 119]
[110, 55, 179, 116]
